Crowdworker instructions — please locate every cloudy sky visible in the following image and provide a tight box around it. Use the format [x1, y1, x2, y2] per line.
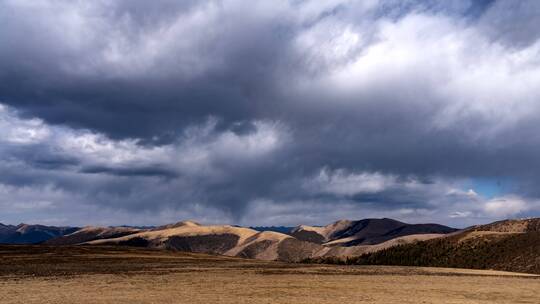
[1, 0, 540, 227]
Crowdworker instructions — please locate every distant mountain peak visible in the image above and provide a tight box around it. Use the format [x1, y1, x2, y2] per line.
[153, 220, 201, 231]
[0, 223, 79, 244]
[291, 218, 456, 246]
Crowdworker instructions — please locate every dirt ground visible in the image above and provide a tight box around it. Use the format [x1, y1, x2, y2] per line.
[0, 245, 539, 304]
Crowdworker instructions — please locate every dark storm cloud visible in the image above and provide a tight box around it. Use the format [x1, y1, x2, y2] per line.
[0, 0, 298, 141]
[27, 157, 80, 171]
[1, 0, 540, 226]
[79, 166, 179, 179]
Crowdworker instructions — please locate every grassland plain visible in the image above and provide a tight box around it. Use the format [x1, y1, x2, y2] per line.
[0, 245, 539, 304]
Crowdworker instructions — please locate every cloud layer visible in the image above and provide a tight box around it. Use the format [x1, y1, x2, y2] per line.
[1, 0, 540, 227]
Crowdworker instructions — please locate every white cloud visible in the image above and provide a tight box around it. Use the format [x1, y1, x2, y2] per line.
[483, 195, 530, 217]
[305, 168, 465, 199]
[449, 211, 473, 218]
[0, 103, 288, 176]
[293, 10, 540, 142]
[295, 20, 363, 72]
[171, 118, 289, 180]
[306, 168, 398, 195]
[207, 120, 287, 160]
[57, 132, 172, 166]
[0, 105, 51, 144]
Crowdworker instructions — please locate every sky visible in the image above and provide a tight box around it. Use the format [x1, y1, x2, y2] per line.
[1, 0, 540, 228]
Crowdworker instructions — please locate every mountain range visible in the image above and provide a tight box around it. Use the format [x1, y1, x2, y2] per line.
[0, 223, 78, 244]
[37, 218, 456, 262]
[3, 217, 539, 274]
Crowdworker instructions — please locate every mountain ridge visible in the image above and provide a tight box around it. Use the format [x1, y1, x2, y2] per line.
[290, 218, 456, 246]
[40, 218, 457, 262]
[306, 218, 540, 274]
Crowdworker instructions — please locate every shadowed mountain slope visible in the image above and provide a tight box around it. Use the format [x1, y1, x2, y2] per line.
[250, 226, 294, 234]
[291, 218, 456, 246]
[314, 218, 540, 274]
[0, 223, 79, 244]
[44, 226, 141, 245]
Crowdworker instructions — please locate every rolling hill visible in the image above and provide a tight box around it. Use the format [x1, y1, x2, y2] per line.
[290, 218, 456, 246]
[44, 218, 456, 262]
[44, 226, 141, 245]
[81, 220, 323, 262]
[311, 218, 540, 274]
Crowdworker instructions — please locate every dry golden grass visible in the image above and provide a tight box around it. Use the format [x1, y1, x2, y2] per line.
[0, 245, 538, 304]
[88, 223, 260, 245]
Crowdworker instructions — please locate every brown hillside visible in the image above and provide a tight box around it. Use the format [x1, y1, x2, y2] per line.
[310, 218, 540, 274]
[45, 226, 141, 245]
